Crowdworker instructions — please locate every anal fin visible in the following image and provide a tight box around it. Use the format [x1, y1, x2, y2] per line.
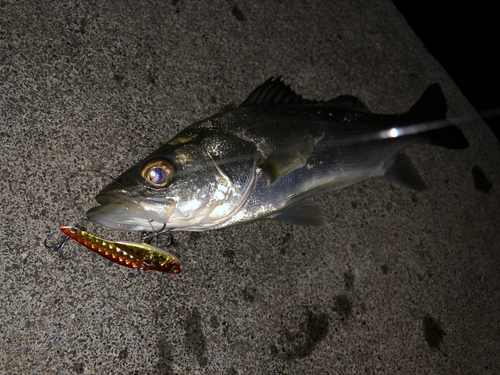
[274, 201, 330, 227]
[384, 153, 427, 192]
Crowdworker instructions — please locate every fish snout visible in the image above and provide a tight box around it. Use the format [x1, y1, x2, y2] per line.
[87, 195, 176, 232]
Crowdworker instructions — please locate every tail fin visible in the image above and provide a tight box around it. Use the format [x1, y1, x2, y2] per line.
[421, 126, 469, 149]
[408, 84, 469, 150]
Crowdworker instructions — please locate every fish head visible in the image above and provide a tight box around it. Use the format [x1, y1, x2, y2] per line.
[87, 130, 259, 231]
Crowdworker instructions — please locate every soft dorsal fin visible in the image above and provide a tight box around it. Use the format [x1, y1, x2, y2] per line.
[327, 95, 372, 113]
[240, 77, 319, 106]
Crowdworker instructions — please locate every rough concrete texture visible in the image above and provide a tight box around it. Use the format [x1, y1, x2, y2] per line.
[1, 0, 499, 374]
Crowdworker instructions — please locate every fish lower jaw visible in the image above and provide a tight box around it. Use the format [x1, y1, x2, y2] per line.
[160, 210, 240, 231]
[90, 218, 162, 232]
[165, 219, 226, 232]
[87, 211, 165, 232]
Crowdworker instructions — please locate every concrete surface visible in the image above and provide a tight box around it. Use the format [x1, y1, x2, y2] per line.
[1, 0, 499, 374]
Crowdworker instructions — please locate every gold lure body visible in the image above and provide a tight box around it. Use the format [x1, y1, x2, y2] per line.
[59, 226, 182, 273]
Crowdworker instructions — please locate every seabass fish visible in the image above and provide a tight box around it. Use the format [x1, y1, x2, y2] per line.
[87, 78, 469, 232]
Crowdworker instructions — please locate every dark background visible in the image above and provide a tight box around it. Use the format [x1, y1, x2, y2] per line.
[392, 1, 499, 143]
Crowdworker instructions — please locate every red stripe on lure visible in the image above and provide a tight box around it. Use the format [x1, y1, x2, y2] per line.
[60, 226, 182, 274]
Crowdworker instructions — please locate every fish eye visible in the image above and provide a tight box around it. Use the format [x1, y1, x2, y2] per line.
[141, 159, 175, 188]
[170, 265, 179, 273]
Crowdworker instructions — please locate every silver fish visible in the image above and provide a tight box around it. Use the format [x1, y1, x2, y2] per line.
[87, 77, 468, 232]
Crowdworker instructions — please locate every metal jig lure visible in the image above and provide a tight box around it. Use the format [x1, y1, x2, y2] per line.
[44, 226, 182, 273]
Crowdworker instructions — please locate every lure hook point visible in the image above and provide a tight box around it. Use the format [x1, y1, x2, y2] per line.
[141, 223, 173, 249]
[44, 227, 82, 261]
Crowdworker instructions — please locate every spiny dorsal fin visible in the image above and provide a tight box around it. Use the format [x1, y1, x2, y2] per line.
[240, 77, 319, 106]
[240, 77, 373, 112]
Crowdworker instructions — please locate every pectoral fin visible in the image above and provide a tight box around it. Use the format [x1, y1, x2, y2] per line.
[261, 132, 314, 184]
[384, 153, 427, 192]
[274, 201, 330, 227]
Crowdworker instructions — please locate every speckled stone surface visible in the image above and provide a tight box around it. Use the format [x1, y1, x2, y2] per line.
[1, 1, 499, 374]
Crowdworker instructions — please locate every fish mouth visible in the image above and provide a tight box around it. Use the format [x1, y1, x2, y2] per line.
[87, 193, 175, 232]
[93, 192, 123, 205]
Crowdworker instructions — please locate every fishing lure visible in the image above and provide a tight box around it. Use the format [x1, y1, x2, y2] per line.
[59, 226, 182, 273]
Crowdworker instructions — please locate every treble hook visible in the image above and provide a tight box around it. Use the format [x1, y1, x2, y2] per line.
[44, 226, 84, 260]
[141, 223, 173, 249]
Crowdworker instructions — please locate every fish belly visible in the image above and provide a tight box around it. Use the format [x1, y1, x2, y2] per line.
[217, 136, 410, 228]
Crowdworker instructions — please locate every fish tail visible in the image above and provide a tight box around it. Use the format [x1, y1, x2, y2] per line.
[408, 84, 469, 150]
[421, 125, 469, 149]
